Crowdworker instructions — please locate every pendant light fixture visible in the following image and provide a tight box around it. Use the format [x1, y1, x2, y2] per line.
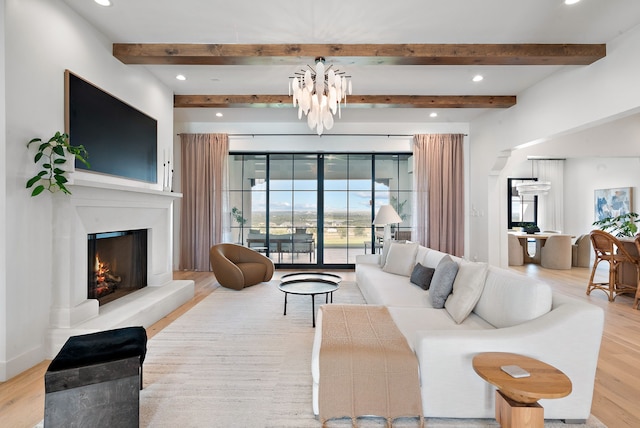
[290, 57, 352, 135]
[516, 159, 552, 196]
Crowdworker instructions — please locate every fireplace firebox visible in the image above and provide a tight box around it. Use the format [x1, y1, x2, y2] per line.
[87, 229, 148, 305]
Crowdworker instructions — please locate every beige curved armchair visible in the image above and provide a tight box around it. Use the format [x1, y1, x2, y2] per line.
[572, 234, 591, 267]
[540, 234, 572, 270]
[209, 243, 274, 290]
[508, 233, 524, 266]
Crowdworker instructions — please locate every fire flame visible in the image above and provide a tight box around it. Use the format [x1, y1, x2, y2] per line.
[95, 255, 109, 284]
[92, 254, 121, 298]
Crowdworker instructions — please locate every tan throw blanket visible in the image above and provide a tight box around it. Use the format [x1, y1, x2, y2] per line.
[318, 304, 423, 427]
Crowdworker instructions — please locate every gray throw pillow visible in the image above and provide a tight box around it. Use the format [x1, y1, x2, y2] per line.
[410, 263, 436, 290]
[429, 256, 459, 308]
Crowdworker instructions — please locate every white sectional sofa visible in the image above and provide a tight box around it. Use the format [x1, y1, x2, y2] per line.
[312, 242, 604, 422]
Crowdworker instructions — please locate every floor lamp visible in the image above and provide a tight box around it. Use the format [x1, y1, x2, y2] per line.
[373, 205, 403, 241]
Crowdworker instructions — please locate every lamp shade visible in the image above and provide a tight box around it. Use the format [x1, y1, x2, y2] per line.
[373, 205, 402, 225]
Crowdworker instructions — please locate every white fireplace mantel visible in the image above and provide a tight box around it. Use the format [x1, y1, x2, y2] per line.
[47, 181, 194, 358]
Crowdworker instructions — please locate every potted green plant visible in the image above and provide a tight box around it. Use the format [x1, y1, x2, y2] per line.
[592, 212, 639, 238]
[521, 223, 540, 234]
[26, 131, 90, 196]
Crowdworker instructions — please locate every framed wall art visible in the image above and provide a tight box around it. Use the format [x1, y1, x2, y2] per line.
[594, 187, 633, 221]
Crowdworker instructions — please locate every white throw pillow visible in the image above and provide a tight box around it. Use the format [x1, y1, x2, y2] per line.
[444, 259, 489, 324]
[382, 242, 419, 277]
[379, 239, 409, 267]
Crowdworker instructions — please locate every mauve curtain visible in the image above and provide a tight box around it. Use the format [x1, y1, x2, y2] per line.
[179, 133, 228, 271]
[413, 134, 464, 256]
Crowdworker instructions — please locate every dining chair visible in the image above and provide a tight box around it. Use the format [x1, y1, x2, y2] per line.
[587, 230, 639, 302]
[571, 234, 591, 267]
[540, 234, 572, 269]
[394, 230, 412, 241]
[508, 233, 524, 266]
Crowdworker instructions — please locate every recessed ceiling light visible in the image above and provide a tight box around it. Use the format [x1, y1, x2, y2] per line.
[472, 75, 484, 82]
[430, 112, 438, 118]
[564, 0, 580, 5]
[176, 74, 186, 81]
[216, 112, 223, 118]
[94, 0, 111, 6]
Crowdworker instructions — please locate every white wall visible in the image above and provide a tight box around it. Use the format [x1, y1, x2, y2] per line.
[564, 157, 640, 236]
[469, 23, 640, 265]
[1, 0, 174, 380]
[0, 0, 8, 380]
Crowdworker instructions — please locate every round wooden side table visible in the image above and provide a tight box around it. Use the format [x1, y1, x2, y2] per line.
[472, 352, 572, 428]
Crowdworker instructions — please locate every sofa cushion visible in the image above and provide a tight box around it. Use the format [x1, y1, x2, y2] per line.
[429, 256, 459, 308]
[423, 249, 449, 269]
[444, 260, 489, 324]
[473, 267, 553, 328]
[380, 239, 409, 267]
[383, 242, 419, 276]
[388, 307, 495, 351]
[356, 263, 433, 307]
[409, 263, 435, 290]
[415, 247, 430, 265]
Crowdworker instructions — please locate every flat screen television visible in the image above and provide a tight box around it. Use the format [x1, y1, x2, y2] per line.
[65, 70, 158, 183]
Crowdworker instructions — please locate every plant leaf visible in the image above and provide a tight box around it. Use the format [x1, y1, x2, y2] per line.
[38, 142, 50, 152]
[34, 152, 43, 163]
[26, 176, 41, 188]
[31, 185, 45, 197]
[53, 158, 66, 164]
[52, 145, 65, 157]
[58, 183, 70, 194]
[54, 174, 68, 184]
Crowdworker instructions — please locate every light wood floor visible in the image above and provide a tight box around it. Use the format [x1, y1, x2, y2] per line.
[1, 266, 638, 427]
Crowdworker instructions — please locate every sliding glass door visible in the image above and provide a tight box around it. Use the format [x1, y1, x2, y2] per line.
[323, 154, 372, 264]
[229, 153, 412, 268]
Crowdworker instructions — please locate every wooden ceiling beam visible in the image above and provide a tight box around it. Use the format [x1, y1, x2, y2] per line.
[174, 94, 517, 109]
[114, 43, 605, 66]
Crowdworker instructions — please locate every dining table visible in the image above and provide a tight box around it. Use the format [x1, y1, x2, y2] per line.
[618, 237, 639, 288]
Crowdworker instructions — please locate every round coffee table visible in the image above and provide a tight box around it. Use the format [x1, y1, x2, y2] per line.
[278, 273, 341, 327]
[472, 352, 572, 428]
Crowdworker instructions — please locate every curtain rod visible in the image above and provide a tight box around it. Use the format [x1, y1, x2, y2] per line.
[176, 133, 468, 137]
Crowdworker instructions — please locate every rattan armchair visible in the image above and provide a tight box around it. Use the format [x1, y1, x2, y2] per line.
[587, 230, 639, 302]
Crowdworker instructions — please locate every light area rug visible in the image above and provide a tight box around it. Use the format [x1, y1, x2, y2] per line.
[139, 280, 606, 428]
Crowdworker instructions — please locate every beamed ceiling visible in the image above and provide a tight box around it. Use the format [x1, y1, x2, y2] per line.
[61, 0, 640, 124]
[114, 43, 604, 109]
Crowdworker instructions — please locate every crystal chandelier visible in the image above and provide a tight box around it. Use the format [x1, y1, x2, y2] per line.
[290, 57, 352, 135]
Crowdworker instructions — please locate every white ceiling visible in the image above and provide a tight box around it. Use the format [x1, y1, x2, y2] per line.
[62, 0, 640, 125]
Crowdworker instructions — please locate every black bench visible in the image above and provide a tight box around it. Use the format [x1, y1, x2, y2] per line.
[44, 326, 147, 428]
